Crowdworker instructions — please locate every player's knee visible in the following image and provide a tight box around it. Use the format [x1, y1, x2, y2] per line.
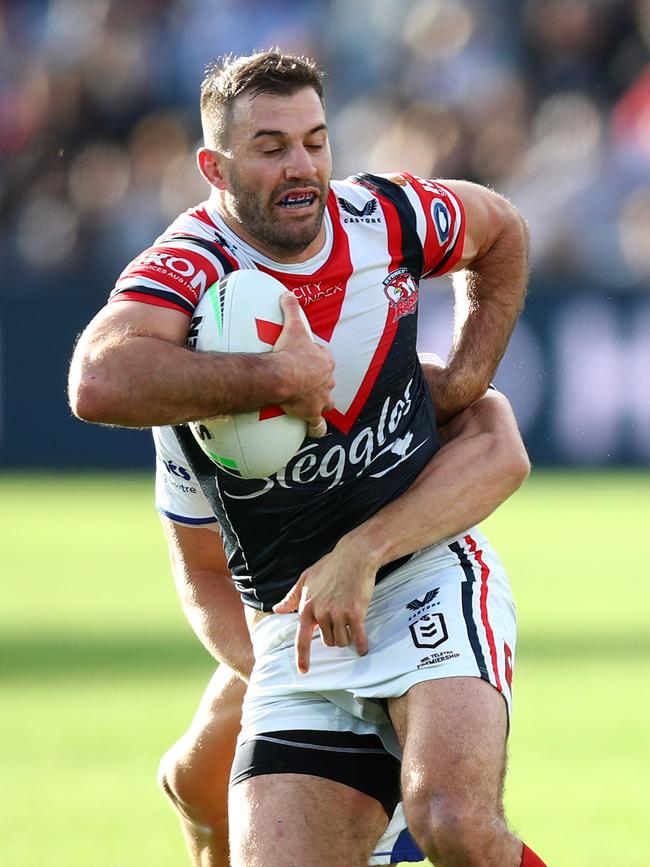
[158, 730, 233, 832]
[158, 738, 206, 820]
[405, 791, 504, 866]
[157, 742, 186, 810]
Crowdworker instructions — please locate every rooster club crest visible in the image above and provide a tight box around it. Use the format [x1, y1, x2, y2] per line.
[383, 268, 419, 321]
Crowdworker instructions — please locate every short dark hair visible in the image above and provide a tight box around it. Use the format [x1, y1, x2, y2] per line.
[200, 49, 325, 148]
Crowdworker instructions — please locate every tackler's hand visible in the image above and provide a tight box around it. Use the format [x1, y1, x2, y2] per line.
[273, 537, 376, 674]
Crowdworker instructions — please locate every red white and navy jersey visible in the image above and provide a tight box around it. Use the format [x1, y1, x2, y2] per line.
[112, 172, 466, 610]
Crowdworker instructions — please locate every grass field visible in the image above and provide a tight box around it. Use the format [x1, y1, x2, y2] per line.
[1, 470, 649, 867]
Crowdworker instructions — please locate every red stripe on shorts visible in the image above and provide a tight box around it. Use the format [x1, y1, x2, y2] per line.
[464, 534, 502, 692]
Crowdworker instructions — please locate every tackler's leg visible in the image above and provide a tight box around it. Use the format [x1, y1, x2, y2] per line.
[158, 665, 245, 867]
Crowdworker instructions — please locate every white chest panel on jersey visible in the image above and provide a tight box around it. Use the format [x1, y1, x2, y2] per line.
[312, 236, 392, 426]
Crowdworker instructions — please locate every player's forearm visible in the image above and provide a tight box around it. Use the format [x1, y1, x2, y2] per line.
[69, 334, 292, 427]
[177, 568, 254, 682]
[436, 210, 529, 423]
[341, 424, 529, 570]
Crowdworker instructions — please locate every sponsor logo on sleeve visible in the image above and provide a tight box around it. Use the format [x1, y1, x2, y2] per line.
[431, 199, 451, 245]
[126, 246, 216, 302]
[141, 251, 208, 289]
[414, 177, 445, 196]
[160, 458, 197, 494]
[162, 459, 191, 481]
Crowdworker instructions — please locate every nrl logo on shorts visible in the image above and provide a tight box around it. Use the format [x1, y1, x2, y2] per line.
[409, 613, 448, 649]
[383, 268, 419, 321]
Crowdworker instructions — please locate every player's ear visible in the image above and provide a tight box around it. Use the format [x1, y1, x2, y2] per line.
[197, 147, 228, 190]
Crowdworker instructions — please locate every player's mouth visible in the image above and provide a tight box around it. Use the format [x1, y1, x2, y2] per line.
[275, 190, 319, 211]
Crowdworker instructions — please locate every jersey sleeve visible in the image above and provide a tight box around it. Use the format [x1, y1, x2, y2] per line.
[389, 173, 466, 278]
[153, 426, 220, 529]
[109, 237, 230, 316]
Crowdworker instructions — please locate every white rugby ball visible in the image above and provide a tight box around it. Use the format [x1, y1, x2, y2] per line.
[186, 270, 309, 478]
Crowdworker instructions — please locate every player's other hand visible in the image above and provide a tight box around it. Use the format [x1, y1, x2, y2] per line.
[272, 537, 376, 674]
[274, 293, 335, 437]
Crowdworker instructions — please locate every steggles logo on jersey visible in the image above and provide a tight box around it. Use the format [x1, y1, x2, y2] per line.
[337, 197, 381, 224]
[383, 268, 419, 321]
[220, 377, 429, 498]
[409, 613, 449, 649]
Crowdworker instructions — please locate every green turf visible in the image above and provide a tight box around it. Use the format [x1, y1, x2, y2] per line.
[1, 470, 648, 866]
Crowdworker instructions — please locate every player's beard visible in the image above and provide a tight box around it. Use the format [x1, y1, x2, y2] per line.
[227, 168, 329, 257]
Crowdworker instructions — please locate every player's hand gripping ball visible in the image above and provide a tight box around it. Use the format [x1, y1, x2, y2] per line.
[187, 270, 311, 479]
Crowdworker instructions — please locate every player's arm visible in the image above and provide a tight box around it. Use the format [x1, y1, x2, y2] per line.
[428, 180, 529, 424]
[67, 295, 334, 428]
[352, 386, 530, 571]
[275, 367, 530, 673]
[160, 517, 254, 682]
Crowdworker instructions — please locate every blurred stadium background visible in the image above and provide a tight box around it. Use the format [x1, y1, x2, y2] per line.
[1, 1, 648, 866]
[2, 0, 650, 468]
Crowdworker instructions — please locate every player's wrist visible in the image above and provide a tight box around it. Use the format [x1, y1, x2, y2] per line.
[255, 351, 297, 405]
[431, 366, 490, 424]
[340, 521, 394, 571]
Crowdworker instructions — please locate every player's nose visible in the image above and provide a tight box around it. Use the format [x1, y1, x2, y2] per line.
[284, 144, 317, 180]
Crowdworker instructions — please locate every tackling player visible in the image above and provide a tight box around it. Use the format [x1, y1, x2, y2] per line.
[69, 50, 546, 867]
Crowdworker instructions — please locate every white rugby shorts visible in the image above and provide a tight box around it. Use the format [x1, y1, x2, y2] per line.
[237, 528, 516, 864]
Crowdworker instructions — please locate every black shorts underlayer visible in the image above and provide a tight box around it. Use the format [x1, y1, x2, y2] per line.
[229, 729, 401, 818]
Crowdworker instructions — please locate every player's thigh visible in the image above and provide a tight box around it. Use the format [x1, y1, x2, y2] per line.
[229, 772, 389, 867]
[389, 675, 509, 816]
[160, 664, 246, 822]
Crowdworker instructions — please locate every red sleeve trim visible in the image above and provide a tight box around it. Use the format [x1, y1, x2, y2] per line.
[402, 174, 466, 278]
[108, 292, 192, 316]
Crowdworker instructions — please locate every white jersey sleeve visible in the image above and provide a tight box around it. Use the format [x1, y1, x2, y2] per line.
[153, 426, 219, 530]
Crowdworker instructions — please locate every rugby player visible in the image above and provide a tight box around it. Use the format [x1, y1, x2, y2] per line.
[69, 50, 547, 867]
[153, 365, 531, 867]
